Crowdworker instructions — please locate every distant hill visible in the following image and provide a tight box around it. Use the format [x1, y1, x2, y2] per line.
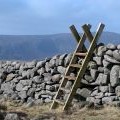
[0, 32, 119, 60]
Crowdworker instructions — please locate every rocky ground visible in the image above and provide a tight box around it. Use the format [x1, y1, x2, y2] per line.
[0, 43, 120, 119]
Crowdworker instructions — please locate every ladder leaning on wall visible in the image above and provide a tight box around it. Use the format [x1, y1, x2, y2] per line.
[50, 23, 105, 111]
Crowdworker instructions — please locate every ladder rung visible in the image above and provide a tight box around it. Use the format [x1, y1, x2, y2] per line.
[60, 87, 70, 93]
[75, 52, 87, 57]
[54, 99, 64, 105]
[64, 76, 76, 80]
[70, 64, 81, 68]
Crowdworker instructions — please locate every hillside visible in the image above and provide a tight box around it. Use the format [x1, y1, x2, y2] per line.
[0, 32, 119, 60]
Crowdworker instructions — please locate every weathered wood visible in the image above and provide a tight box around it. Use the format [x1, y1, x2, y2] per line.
[70, 25, 87, 52]
[50, 23, 105, 111]
[63, 23, 105, 110]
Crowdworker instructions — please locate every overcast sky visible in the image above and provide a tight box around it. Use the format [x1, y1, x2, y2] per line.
[0, 0, 120, 35]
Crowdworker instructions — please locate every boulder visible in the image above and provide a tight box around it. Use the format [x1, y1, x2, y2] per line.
[52, 74, 61, 83]
[76, 88, 92, 98]
[115, 86, 120, 96]
[18, 91, 27, 99]
[104, 55, 120, 64]
[93, 56, 102, 65]
[4, 113, 20, 120]
[110, 65, 120, 87]
[95, 73, 108, 85]
[106, 43, 116, 50]
[90, 69, 99, 80]
[106, 50, 113, 56]
[113, 50, 120, 61]
[99, 86, 109, 93]
[57, 66, 66, 74]
[97, 45, 107, 56]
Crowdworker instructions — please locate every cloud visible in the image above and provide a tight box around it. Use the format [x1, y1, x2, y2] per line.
[0, 0, 120, 34]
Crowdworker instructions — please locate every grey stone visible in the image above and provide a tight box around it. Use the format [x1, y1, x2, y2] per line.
[102, 59, 110, 68]
[104, 93, 116, 97]
[26, 61, 36, 68]
[33, 76, 42, 84]
[4, 113, 20, 120]
[37, 67, 45, 75]
[64, 53, 72, 66]
[117, 44, 120, 50]
[76, 88, 92, 98]
[22, 86, 30, 91]
[90, 69, 99, 80]
[95, 73, 108, 85]
[94, 98, 101, 105]
[46, 85, 55, 91]
[36, 61, 45, 68]
[34, 99, 44, 105]
[84, 74, 93, 82]
[99, 86, 109, 93]
[88, 61, 97, 69]
[106, 50, 113, 56]
[19, 79, 32, 86]
[57, 66, 66, 74]
[110, 65, 120, 87]
[104, 68, 110, 75]
[106, 43, 116, 50]
[1, 82, 15, 94]
[18, 91, 27, 99]
[86, 97, 95, 103]
[102, 97, 114, 104]
[49, 59, 56, 67]
[108, 84, 115, 93]
[113, 50, 120, 61]
[97, 45, 107, 56]
[45, 62, 51, 72]
[95, 92, 104, 99]
[65, 81, 73, 89]
[104, 55, 120, 64]
[16, 83, 24, 91]
[115, 86, 120, 96]
[44, 98, 52, 103]
[93, 56, 102, 65]
[35, 92, 41, 99]
[91, 90, 98, 97]
[59, 54, 67, 60]
[52, 74, 61, 82]
[6, 73, 17, 81]
[98, 67, 104, 73]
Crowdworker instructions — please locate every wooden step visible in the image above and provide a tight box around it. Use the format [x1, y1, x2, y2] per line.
[64, 76, 76, 80]
[70, 64, 81, 68]
[75, 52, 87, 57]
[60, 87, 71, 93]
[54, 99, 64, 105]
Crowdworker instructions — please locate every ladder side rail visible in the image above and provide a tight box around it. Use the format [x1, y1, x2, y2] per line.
[63, 23, 105, 110]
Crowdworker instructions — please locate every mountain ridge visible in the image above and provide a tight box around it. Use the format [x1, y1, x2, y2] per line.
[0, 32, 119, 60]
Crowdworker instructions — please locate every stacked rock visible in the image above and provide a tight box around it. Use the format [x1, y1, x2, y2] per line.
[85, 43, 120, 106]
[0, 53, 72, 105]
[0, 43, 120, 107]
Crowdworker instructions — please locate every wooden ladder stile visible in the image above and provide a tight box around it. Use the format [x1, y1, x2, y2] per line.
[50, 23, 105, 111]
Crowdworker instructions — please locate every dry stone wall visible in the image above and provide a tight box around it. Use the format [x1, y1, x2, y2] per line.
[0, 43, 120, 107]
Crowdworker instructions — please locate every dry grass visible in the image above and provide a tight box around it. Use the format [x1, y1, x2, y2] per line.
[1, 99, 120, 120]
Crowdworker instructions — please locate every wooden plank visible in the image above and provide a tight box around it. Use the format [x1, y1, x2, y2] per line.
[75, 52, 87, 57]
[70, 25, 81, 43]
[64, 76, 76, 80]
[63, 23, 105, 110]
[70, 25, 87, 52]
[70, 64, 82, 68]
